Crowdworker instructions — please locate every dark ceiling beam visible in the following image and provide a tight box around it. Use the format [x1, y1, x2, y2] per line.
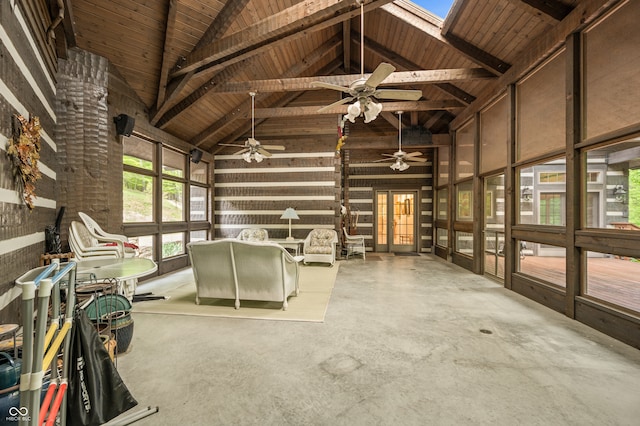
[223, 100, 463, 119]
[156, 34, 341, 130]
[151, 0, 251, 124]
[155, 0, 179, 110]
[508, 0, 573, 22]
[190, 67, 494, 96]
[342, 18, 352, 73]
[170, 0, 394, 79]
[355, 34, 477, 105]
[191, 60, 342, 150]
[383, 1, 511, 76]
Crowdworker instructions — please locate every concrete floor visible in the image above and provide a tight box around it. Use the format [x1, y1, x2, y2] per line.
[112, 254, 640, 426]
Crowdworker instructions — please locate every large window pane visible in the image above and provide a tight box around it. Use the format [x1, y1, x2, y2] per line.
[123, 137, 154, 170]
[129, 235, 154, 260]
[123, 171, 153, 222]
[583, 1, 640, 140]
[190, 161, 208, 184]
[190, 230, 208, 242]
[480, 95, 508, 174]
[436, 188, 448, 221]
[518, 159, 566, 226]
[455, 120, 474, 180]
[163, 147, 185, 178]
[190, 185, 207, 221]
[455, 231, 473, 256]
[438, 146, 450, 186]
[585, 138, 640, 229]
[456, 181, 473, 221]
[585, 251, 640, 313]
[436, 228, 448, 248]
[162, 180, 184, 222]
[162, 233, 185, 258]
[518, 242, 566, 287]
[516, 50, 566, 162]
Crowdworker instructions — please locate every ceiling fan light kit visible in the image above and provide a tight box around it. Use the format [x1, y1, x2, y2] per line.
[220, 92, 286, 163]
[312, 0, 422, 124]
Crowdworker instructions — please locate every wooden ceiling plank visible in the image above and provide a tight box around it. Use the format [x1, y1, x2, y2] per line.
[153, 0, 251, 122]
[450, 0, 624, 129]
[342, 19, 351, 73]
[381, 1, 510, 76]
[171, 0, 394, 78]
[222, 100, 464, 119]
[196, 67, 494, 95]
[508, 0, 573, 22]
[157, 33, 342, 129]
[356, 34, 477, 105]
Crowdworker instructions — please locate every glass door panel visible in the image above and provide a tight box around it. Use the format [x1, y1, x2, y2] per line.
[391, 192, 416, 252]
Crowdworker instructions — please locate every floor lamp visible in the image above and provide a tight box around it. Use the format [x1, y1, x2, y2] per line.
[280, 207, 299, 241]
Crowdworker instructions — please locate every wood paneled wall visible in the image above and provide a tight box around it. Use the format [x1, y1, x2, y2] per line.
[0, 0, 57, 322]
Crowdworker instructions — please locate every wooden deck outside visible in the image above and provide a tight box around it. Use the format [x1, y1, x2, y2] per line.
[484, 255, 640, 314]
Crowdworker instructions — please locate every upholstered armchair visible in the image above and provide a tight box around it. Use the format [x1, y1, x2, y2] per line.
[343, 227, 366, 260]
[303, 229, 338, 266]
[236, 228, 269, 242]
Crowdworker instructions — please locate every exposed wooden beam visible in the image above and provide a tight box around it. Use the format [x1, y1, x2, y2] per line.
[222, 100, 463, 119]
[442, 33, 511, 76]
[198, 60, 342, 150]
[342, 18, 351, 73]
[156, 35, 341, 129]
[170, 0, 393, 79]
[356, 34, 477, 105]
[194, 67, 494, 95]
[383, 1, 510, 75]
[152, 0, 251, 123]
[425, 110, 447, 128]
[509, 0, 573, 22]
[155, 0, 179, 110]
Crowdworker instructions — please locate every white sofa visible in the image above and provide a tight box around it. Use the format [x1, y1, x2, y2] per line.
[187, 239, 300, 310]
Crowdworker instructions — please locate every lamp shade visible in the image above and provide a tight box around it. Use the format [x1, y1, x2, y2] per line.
[280, 207, 299, 220]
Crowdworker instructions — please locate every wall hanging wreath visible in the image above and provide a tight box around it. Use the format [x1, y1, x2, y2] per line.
[6, 114, 42, 210]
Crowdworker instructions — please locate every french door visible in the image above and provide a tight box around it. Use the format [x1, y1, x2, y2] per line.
[376, 191, 417, 253]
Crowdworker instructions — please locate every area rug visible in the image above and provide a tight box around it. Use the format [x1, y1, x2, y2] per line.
[132, 264, 339, 322]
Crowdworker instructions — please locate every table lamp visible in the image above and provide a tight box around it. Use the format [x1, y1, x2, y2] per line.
[280, 207, 299, 241]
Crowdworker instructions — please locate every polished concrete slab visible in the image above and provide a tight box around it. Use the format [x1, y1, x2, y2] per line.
[113, 254, 640, 425]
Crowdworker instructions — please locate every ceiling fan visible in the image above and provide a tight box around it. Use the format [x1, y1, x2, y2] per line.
[311, 0, 422, 123]
[374, 111, 427, 171]
[220, 92, 285, 162]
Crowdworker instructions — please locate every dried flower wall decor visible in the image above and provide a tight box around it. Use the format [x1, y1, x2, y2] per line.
[6, 114, 42, 210]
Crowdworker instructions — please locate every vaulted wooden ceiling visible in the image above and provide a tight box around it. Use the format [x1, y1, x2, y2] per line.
[64, 0, 579, 153]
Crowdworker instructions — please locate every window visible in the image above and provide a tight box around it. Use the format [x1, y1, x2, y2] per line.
[123, 137, 155, 223]
[123, 137, 211, 266]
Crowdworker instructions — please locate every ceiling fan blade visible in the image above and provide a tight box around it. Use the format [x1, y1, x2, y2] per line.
[381, 153, 396, 158]
[233, 148, 249, 155]
[365, 62, 395, 89]
[317, 96, 355, 112]
[374, 89, 422, 101]
[262, 145, 285, 151]
[247, 137, 259, 146]
[373, 158, 394, 163]
[407, 157, 427, 162]
[257, 148, 272, 157]
[404, 151, 424, 157]
[311, 81, 352, 93]
[219, 143, 245, 148]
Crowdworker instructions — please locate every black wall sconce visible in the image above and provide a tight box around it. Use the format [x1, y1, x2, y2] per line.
[613, 184, 627, 203]
[521, 186, 533, 202]
[190, 148, 203, 164]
